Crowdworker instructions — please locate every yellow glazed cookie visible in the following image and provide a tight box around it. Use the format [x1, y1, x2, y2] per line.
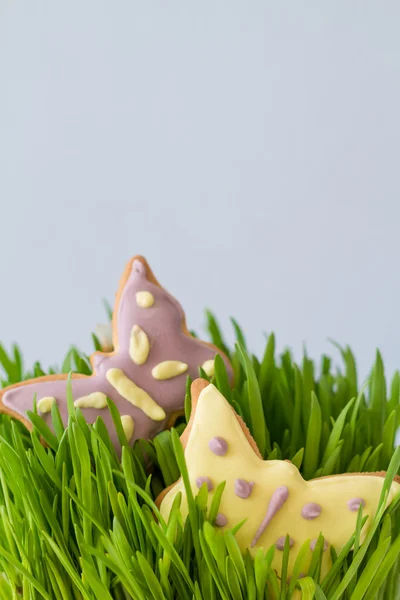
[158, 380, 400, 580]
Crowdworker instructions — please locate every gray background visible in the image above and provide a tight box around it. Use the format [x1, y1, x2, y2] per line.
[1, 1, 400, 384]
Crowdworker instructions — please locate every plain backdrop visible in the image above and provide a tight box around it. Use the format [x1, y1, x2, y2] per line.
[1, 2, 400, 389]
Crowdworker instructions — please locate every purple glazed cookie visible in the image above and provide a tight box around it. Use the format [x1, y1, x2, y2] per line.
[0, 256, 233, 450]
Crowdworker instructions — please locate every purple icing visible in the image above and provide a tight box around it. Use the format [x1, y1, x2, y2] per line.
[251, 485, 289, 547]
[310, 539, 329, 552]
[1, 257, 233, 451]
[208, 436, 228, 456]
[347, 497, 365, 512]
[214, 513, 228, 527]
[301, 503, 322, 520]
[196, 476, 213, 491]
[275, 536, 295, 551]
[234, 479, 254, 499]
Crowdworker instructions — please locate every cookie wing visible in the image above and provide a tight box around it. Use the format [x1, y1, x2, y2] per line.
[0, 369, 169, 449]
[93, 256, 233, 413]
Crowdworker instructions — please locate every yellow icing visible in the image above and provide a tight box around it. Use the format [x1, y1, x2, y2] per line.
[37, 396, 56, 413]
[159, 384, 400, 579]
[129, 325, 150, 365]
[201, 359, 215, 377]
[136, 291, 155, 308]
[151, 361, 188, 380]
[74, 392, 108, 409]
[106, 368, 166, 421]
[121, 415, 135, 442]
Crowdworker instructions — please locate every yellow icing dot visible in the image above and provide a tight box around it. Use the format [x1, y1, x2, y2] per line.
[129, 325, 150, 365]
[106, 368, 166, 421]
[136, 291, 155, 308]
[151, 360, 188, 380]
[37, 396, 56, 413]
[121, 415, 135, 442]
[201, 359, 215, 377]
[74, 392, 108, 409]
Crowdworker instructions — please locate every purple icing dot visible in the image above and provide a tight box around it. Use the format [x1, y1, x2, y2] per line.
[214, 513, 228, 527]
[208, 436, 228, 456]
[347, 497, 365, 512]
[310, 539, 329, 552]
[234, 479, 254, 499]
[275, 536, 295, 551]
[301, 502, 322, 520]
[196, 476, 213, 491]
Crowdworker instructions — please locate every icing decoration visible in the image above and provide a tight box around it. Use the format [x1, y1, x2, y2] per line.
[151, 361, 188, 380]
[310, 539, 329, 552]
[196, 476, 213, 491]
[276, 536, 295, 551]
[251, 486, 289, 547]
[234, 479, 254, 499]
[208, 436, 228, 456]
[347, 497, 365, 512]
[201, 359, 215, 377]
[129, 325, 150, 365]
[215, 513, 228, 527]
[121, 415, 135, 442]
[158, 381, 400, 580]
[301, 503, 322, 520]
[106, 368, 166, 421]
[0, 257, 233, 451]
[74, 392, 108, 409]
[37, 396, 55, 414]
[136, 291, 155, 308]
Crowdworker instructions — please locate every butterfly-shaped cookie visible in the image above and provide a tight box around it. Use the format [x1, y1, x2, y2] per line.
[0, 258, 233, 450]
[158, 380, 400, 579]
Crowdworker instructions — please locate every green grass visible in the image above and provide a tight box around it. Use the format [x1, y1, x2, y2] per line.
[0, 313, 399, 599]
